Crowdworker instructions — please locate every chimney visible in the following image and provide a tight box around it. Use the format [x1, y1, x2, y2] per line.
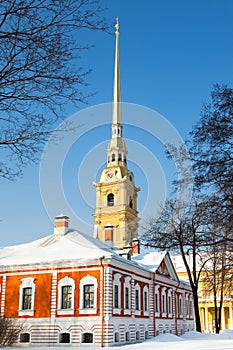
[104, 224, 113, 247]
[54, 214, 69, 236]
[131, 238, 140, 255]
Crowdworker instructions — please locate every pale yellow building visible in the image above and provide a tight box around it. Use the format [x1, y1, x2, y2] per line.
[172, 254, 233, 332]
[93, 19, 140, 249]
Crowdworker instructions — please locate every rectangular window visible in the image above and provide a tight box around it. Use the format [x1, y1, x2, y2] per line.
[179, 297, 183, 315]
[155, 293, 159, 313]
[162, 294, 166, 313]
[125, 287, 129, 309]
[190, 299, 193, 316]
[168, 295, 172, 314]
[135, 289, 139, 310]
[114, 285, 119, 308]
[83, 284, 94, 308]
[22, 287, 32, 310]
[186, 298, 189, 315]
[144, 291, 148, 312]
[62, 285, 72, 309]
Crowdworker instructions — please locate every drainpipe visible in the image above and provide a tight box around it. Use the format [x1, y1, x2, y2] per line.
[99, 257, 105, 347]
[175, 282, 181, 336]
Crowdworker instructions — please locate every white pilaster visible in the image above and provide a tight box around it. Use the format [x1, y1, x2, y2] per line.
[50, 271, 57, 319]
[0, 275, 6, 316]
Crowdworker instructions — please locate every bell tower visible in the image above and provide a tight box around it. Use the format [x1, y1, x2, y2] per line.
[93, 19, 140, 249]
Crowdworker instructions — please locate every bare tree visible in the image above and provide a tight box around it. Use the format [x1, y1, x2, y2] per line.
[0, 0, 109, 179]
[142, 197, 213, 332]
[200, 219, 233, 333]
[191, 84, 233, 242]
[0, 316, 22, 345]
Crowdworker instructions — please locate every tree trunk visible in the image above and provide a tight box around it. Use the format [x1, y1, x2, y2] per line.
[217, 290, 224, 334]
[214, 291, 219, 333]
[193, 287, 202, 332]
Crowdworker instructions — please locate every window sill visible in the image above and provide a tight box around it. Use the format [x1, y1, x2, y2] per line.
[124, 309, 131, 315]
[79, 308, 97, 315]
[57, 309, 74, 315]
[113, 308, 121, 315]
[18, 310, 34, 316]
[134, 310, 141, 316]
[144, 311, 149, 316]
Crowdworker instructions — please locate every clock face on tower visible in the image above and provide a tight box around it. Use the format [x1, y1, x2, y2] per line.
[105, 170, 116, 182]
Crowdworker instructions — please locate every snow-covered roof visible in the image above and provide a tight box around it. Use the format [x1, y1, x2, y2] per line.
[170, 253, 211, 273]
[0, 227, 186, 283]
[0, 229, 116, 270]
[132, 251, 167, 271]
[170, 254, 189, 273]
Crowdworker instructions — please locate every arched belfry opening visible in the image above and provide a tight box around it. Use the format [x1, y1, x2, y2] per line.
[107, 193, 114, 207]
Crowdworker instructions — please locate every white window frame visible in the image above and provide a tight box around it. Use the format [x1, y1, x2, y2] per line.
[154, 285, 160, 315]
[124, 276, 131, 315]
[57, 276, 75, 315]
[168, 289, 173, 317]
[134, 283, 141, 316]
[143, 285, 149, 316]
[185, 293, 189, 316]
[113, 273, 121, 315]
[18, 278, 35, 316]
[79, 275, 98, 315]
[179, 294, 183, 317]
[189, 295, 193, 318]
[161, 287, 167, 317]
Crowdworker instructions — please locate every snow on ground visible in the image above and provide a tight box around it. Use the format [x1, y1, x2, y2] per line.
[9, 331, 233, 350]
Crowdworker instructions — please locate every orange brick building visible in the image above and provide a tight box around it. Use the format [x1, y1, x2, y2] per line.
[0, 214, 194, 346]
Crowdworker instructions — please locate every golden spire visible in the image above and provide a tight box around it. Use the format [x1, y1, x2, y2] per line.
[112, 17, 122, 126]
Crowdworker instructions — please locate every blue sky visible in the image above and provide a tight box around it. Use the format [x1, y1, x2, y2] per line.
[1, 0, 233, 246]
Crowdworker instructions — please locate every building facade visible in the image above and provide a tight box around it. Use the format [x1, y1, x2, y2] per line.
[0, 20, 194, 346]
[172, 254, 233, 332]
[0, 215, 194, 346]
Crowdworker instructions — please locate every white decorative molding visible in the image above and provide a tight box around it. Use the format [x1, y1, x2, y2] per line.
[113, 273, 121, 312]
[134, 282, 141, 316]
[143, 285, 149, 316]
[79, 275, 98, 315]
[124, 276, 131, 315]
[0, 276, 6, 316]
[167, 288, 172, 317]
[18, 278, 35, 317]
[57, 276, 75, 315]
